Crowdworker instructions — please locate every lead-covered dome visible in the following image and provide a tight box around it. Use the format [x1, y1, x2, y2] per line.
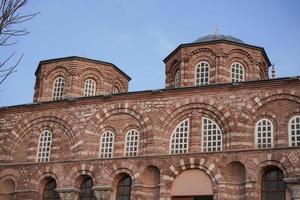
[194, 34, 244, 44]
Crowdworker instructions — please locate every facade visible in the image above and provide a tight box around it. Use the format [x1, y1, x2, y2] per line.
[0, 35, 300, 200]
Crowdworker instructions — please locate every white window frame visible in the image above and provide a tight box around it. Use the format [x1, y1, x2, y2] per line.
[124, 129, 139, 157]
[255, 118, 274, 148]
[36, 130, 52, 162]
[169, 119, 189, 154]
[84, 79, 96, 97]
[99, 131, 114, 158]
[52, 76, 65, 100]
[289, 115, 300, 147]
[230, 62, 245, 82]
[112, 87, 119, 94]
[195, 61, 210, 86]
[174, 69, 181, 88]
[201, 117, 222, 152]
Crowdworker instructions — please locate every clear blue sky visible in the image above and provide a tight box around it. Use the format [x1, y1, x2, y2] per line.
[1, 0, 300, 107]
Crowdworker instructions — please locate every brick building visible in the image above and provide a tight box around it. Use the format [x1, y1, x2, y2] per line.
[0, 35, 300, 200]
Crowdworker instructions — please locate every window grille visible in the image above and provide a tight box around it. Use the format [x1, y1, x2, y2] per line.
[124, 129, 139, 157]
[37, 130, 52, 162]
[195, 61, 210, 86]
[202, 117, 222, 152]
[256, 118, 273, 148]
[52, 76, 64, 100]
[170, 119, 189, 154]
[100, 131, 114, 158]
[289, 116, 300, 147]
[231, 62, 245, 82]
[84, 79, 96, 96]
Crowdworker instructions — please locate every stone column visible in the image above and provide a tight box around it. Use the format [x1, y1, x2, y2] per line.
[92, 186, 113, 200]
[55, 187, 80, 200]
[284, 177, 300, 200]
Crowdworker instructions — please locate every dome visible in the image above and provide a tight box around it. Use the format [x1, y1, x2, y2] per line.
[194, 34, 244, 44]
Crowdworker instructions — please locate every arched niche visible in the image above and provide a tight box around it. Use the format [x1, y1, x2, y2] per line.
[171, 169, 213, 199]
[140, 165, 160, 199]
[0, 179, 15, 200]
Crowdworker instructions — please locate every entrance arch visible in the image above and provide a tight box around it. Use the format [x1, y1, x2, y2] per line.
[171, 169, 213, 200]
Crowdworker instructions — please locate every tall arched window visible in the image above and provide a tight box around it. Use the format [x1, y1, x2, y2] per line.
[255, 118, 273, 149]
[52, 76, 64, 100]
[195, 61, 210, 86]
[170, 119, 189, 154]
[84, 79, 96, 96]
[124, 129, 139, 157]
[231, 62, 245, 82]
[202, 117, 222, 152]
[116, 176, 131, 200]
[289, 115, 300, 147]
[261, 169, 285, 200]
[37, 130, 52, 162]
[79, 177, 95, 200]
[100, 131, 114, 158]
[174, 69, 181, 88]
[42, 179, 59, 200]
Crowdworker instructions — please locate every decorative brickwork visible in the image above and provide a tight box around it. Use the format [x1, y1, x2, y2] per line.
[1, 36, 300, 199]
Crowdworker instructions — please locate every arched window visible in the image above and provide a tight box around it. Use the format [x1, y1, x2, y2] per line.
[231, 62, 245, 82]
[202, 117, 222, 152]
[195, 61, 210, 86]
[174, 69, 181, 88]
[116, 176, 131, 200]
[255, 118, 273, 149]
[37, 130, 52, 162]
[100, 131, 114, 158]
[52, 76, 64, 100]
[79, 177, 95, 200]
[42, 179, 59, 200]
[170, 119, 189, 154]
[112, 87, 119, 94]
[84, 79, 96, 96]
[289, 116, 300, 147]
[124, 129, 139, 157]
[261, 169, 285, 200]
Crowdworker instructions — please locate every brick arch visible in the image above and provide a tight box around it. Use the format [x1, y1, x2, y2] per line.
[45, 65, 70, 81]
[0, 169, 19, 183]
[185, 48, 217, 62]
[87, 104, 153, 141]
[226, 48, 254, 64]
[161, 101, 233, 137]
[109, 168, 135, 185]
[163, 157, 221, 191]
[112, 78, 126, 93]
[80, 67, 104, 92]
[9, 111, 82, 154]
[251, 93, 300, 114]
[70, 169, 96, 188]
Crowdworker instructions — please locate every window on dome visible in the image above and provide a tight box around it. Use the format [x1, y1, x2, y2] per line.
[52, 76, 64, 100]
[84, 79, 96, 97]
[202, 117, 222, 152]
[174, 69, 181, 88]
[100, 131, 114, 158]
[112, 87, 119, 94]
[231, 62, 245, 82]
[289, 116, 300, 147]
[124, 129, 139, 157]
[195, 61, 210, 86]
[37, 130, 52, 162]
[255, 118, 273, 149]
[170, 119, 189, 154]
[261, 169, 285, 200]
